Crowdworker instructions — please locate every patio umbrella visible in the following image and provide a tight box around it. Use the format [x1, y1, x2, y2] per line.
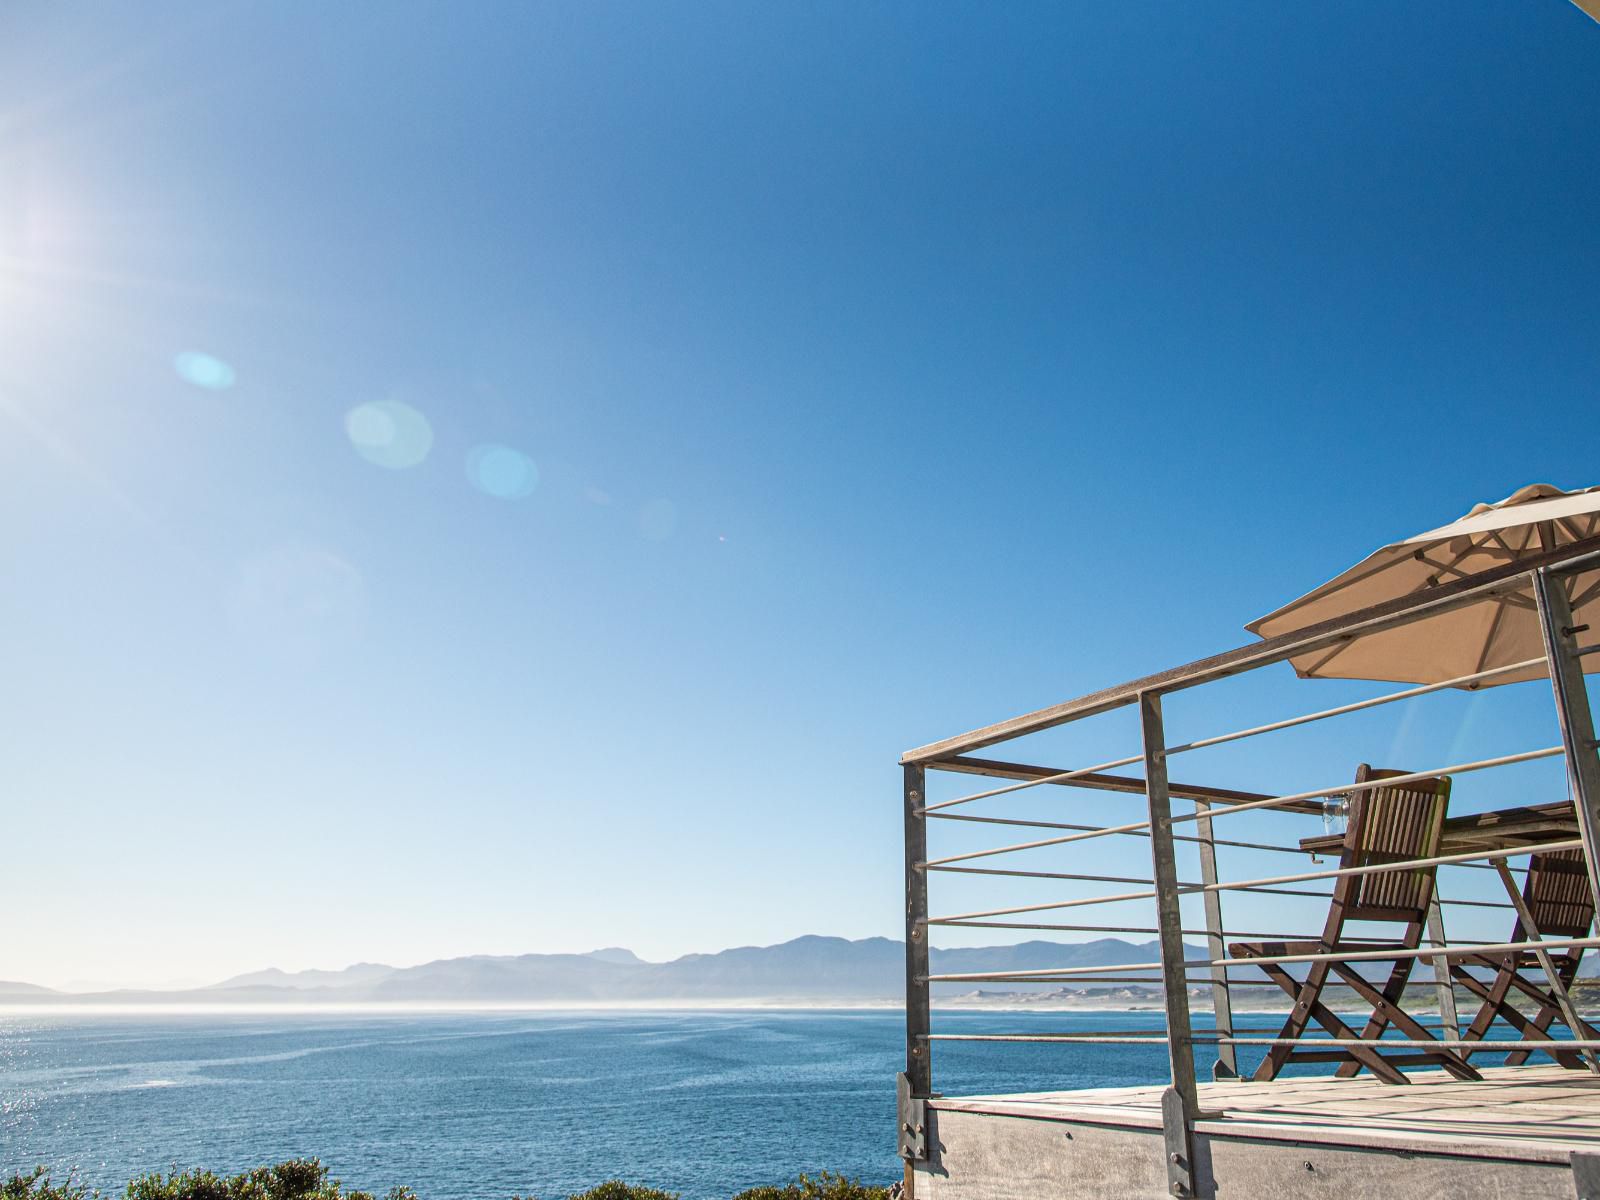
[1246, 482, 1600, 686]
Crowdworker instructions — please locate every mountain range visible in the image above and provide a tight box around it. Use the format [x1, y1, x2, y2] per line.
[0, 935, 1200, 1006]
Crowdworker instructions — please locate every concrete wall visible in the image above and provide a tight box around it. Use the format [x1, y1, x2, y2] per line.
[914, 1106, 1578, 1200]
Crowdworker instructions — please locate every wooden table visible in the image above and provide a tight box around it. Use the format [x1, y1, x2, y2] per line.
[1298, 801, 1580, 858]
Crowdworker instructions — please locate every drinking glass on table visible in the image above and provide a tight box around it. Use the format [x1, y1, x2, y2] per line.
[1323, 793, 1350, 838]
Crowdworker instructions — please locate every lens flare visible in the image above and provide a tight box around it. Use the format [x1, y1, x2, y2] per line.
[173, 352, 235, 390]
[466, 444, 538, 499]
[345, 400, 433, 469]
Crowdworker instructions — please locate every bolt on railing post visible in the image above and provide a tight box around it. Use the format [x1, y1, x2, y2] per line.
[901, 762, 931, 1177]
[1141, 692, 1200, 1198]
[1534, 567, 1600, 910]
[1193, 799, 1237, 1081]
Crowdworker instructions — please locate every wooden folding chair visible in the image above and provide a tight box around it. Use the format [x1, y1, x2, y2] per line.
[1229, 764, 1481, 1084]
[1450, 847, 1600, 1070]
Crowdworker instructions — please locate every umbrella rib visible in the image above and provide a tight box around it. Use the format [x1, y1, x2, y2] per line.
[1473, 597, 1511, 677]
[1482, 529, 1524, 560]
[1442, 532, 1501, 570]
[1569, 574, 1600, 611]
[1411, 552, 1535, 609]
[1559, 514, 1595, 543]
[1296, 638, 1357, 677]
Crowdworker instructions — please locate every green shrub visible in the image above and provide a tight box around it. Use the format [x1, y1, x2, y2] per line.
[6, 1163, 887, 1200]
[3, 1168, 93, 1200]
[555, 1185, 680, 1200]
[4, 1161, 414, 1200]
[119, 1160, 412, 1200]
[731, 1173, 890, 1200]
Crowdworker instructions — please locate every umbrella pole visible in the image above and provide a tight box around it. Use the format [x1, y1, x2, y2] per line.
[1534, 567, 1600, 910]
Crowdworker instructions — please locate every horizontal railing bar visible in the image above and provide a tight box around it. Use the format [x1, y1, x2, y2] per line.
[925, 880, 1350, 924]
[928, 890, 1156, 923]
[932, 919, 1392, 941]
[1162, 656, 1548, 760]
[1213, 1037, 1600, 1050]
[939, 1028, 1173, 1039]
[921, 756, 1280, 813]
[928, 960, 1193, 982]
[1197, 836, 1333, 856]
[1168, 747, 1566, 827]
[1238, 886, 1336, 897]
[933, 976, 1400, 989]
[922, 754, 1144, 812]
[926, 841, 1569, 925]
[1439, 897, 1516, 909]
[926, 1034, 1172, 1044]
[1211, 934, 1600, 970]
[1430, 859, 1530, 874]
[1304, 852, 1525, 875]
[1184, 839, 1581, 897]
[933, 920, 1161, 934]
[921, 820, 1153, 867]
[928, 813, 1101, 831]
[901, 539, 1600, 764]
[923, 1023, 1471, 1044]
[929, 864, 1177, 886]
[922, 748, 1564, 865]
[925, 1035, 1600, 1050]
[927, 932, 1600, 982]
[928, 810, 1318, 856]
[932, 975, 1177, 985]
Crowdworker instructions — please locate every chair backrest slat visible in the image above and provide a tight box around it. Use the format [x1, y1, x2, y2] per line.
[1340, 765, 1450, 924]
[1524, 848, 1595, 942]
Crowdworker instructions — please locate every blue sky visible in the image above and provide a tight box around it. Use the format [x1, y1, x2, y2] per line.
[2, 3, 1597, 990]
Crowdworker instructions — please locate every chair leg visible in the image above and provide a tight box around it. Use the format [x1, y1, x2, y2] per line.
[1250, 960, 1328, 1082]
[1254, 960, 1411, 1085]
[1493, 996, 1586, 1070]
[1453, 965, 1587, 1071]
[1502, 960, 1598, 1068]
[1330, 962, 1481, 1081]
[1451, 957, 1517, 1059]
[1333, 956, 1413, 1079]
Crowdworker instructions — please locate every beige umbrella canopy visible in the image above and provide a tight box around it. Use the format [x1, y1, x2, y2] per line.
[1247, 483, 1600, 687]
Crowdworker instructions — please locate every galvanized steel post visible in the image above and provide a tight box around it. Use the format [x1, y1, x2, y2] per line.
[1534, 567, 1600, 909]
[901, 762, 931, 1172]
[1141, 692, 1200, 1197]
[1193, 798, 1236, 1081]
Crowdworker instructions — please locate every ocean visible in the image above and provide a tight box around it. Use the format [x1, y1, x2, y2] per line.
[1, 1008, 1189, 1199]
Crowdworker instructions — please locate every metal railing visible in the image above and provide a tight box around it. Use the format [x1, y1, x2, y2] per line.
[897, 543, 1600, 1200]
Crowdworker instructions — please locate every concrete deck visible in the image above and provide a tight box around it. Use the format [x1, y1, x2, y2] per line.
[913, 1065, 1600, 1199]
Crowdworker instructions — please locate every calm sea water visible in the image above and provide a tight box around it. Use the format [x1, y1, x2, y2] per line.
[0, 1009, 1190, 1199]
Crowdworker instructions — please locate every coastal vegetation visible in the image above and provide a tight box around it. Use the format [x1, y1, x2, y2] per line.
[3, 1163, 891, 1200]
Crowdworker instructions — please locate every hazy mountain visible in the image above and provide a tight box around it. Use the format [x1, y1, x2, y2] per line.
[211, 962, 398, 991]
[0, 980, 59, 998]
[0, 936, 1202, 1006]
[586, 948, 646, 965]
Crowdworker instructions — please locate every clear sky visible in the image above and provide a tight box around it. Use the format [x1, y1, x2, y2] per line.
[2, 3, 1598, 991]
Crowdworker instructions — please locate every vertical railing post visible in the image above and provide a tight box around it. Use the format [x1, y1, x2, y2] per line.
[1193, 799, 1236, 1081]
[1425, 898, 1460, 1039]
[900, 762, 931, 1179]
[1534, 567, 1600, 907]
[1140, 692, 1200, 1198]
